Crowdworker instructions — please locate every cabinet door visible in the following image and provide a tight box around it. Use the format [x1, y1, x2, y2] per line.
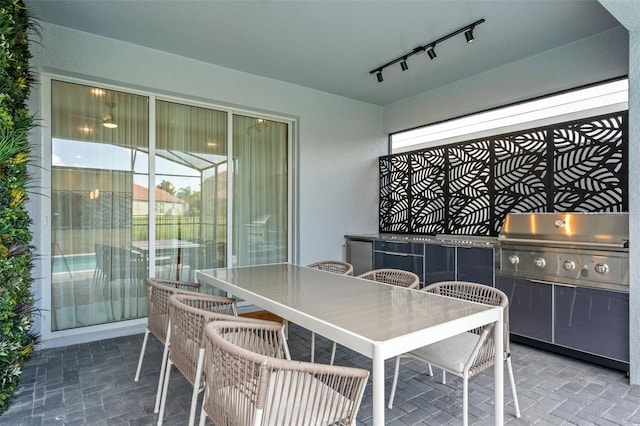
[373, 251, 424, 283]
[554, 286, 629, 363]
[424, 245, 455, 285]
[456, 246, 494, 285]
[345, 239, 373, 276]
[496, 276, 552, 343]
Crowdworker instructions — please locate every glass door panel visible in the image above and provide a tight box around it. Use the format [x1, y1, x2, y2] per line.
[51, 80, 149, 331]
[154, 101, 227, 280]
[232, 116, 288, 266]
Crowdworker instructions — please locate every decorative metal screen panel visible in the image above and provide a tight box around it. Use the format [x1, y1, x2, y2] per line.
[379, 111, 627, 235]
[493, 131, 548, 232]
[447, 140, 492, 235]
[410, 148, 446, 234]
[553, 115, 626, 212]
[379, 154, 410, 232]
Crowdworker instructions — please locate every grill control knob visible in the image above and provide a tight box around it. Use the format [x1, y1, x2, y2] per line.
[563, 260, 576, 271]
[533, 257, 546, 268]
[595, 263, 609, 275]
[508, 255, 519, 265]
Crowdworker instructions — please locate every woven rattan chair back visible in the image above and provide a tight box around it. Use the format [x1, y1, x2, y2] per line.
[358, 268, 420, 289]
[424, 280, 510, 366]
[305, 260, 353, 363]
[387, 281, 520, 425]
[134, 278, 202, 383]
[146, 278, 202, 345]
[201, 321, 369, 426]
[306, 260, 353, 275]
[167, 293, 238, 385]
[157, 293, 289, 426]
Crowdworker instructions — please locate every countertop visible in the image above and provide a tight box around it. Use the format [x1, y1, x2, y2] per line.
[345, 233, 499, 248]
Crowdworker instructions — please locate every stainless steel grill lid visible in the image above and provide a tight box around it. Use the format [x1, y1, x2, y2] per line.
[499, 212, 628, 250]
[497, 212, 629, 290]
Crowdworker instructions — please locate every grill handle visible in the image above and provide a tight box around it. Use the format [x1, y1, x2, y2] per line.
[498, 236, 628, 249]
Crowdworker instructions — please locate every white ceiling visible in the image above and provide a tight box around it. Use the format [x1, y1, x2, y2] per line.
[25, 0, 622, 106]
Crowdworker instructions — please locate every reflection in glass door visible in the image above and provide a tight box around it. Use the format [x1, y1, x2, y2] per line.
[153, 101, 228, 281]
[51, 80, 149, 331]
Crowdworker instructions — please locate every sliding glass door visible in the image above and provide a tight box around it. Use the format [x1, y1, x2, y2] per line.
[232, 115, 288, 266]
[153, 101, 228, 281]
[51, 80, 149, 330]
[49, 79, 291, 331]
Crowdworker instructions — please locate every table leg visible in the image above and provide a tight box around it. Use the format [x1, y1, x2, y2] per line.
[372, 346, 385, 426]
[494, 308, 504, 425]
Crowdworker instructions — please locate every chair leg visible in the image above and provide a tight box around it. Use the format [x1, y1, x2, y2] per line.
[188, 349, 206, 426]
[198, 393, 208, 426]
[507, 358, 521, 418]
[311, 331, 316, 363]
[387, 356, 401, 409]
[134, 329, 150, 382]
[329, 341, 337, 365]
[157, 359, 173, 426]
[442, 370, 446, 384]
[154, 338, 171, 413]
[462, 375, 469, 426]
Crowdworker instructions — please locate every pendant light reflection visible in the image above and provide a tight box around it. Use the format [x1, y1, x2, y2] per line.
[103, 115, 118, 129]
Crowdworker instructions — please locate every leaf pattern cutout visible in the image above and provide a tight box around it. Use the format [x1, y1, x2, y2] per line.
[379, 113, 626, 235]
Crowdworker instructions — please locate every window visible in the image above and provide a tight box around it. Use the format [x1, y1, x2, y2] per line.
[391, 79, 628, 153]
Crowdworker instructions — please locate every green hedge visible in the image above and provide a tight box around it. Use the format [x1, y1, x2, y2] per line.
[0, 0, 37, 414]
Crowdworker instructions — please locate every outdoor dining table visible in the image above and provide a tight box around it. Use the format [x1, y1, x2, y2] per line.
[195, 262, 504, 426]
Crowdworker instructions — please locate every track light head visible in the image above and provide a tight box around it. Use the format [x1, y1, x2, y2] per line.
[427, 45, 437, 60]
[400, 59, 408, 71]
[376, 70, 383, 83]
[464, 27, 475, 43]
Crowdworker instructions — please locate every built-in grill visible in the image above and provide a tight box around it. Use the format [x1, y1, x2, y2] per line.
[497, 212, 629, 292]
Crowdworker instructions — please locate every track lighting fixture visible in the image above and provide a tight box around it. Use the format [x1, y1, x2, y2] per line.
[426, 44, 437, 60]
[369, 18, 484, 82]
[465, 26, 475, 43]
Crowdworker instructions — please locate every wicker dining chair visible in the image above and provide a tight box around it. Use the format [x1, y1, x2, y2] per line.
[199, 320, 369, 426]
[307, 260, 353, 275]
[134, 278, 203, 414]
[387, 281, 521, 426]
[357, 268, 420, 289]
[157, 293, 289, 426]
[306, 260, 353, 364]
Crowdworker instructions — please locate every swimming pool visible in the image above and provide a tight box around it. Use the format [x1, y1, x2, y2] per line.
[52, 253, 96, 274]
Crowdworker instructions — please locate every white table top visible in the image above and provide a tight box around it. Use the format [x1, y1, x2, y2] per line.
[196, 263, 498, 358]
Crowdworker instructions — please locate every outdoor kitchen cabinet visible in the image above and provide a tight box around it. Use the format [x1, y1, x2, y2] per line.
[496, 275, 553, 343]
[373, 240, 424, 284]
[424, 244, 455, 285]
[554, 285, 629, 364]
[456, 246, 494, 285]
[425, 245, 494, 286]
[345, 237, 374, 276]
[497, 275, 629, 369]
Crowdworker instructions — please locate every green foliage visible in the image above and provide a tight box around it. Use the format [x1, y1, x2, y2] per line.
[0, 0, 37, 415]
